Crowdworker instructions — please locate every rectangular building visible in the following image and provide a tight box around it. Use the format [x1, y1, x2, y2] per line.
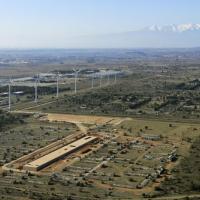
[24, 136, 97, 171]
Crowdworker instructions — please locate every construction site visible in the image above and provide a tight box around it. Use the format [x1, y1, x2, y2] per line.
[2, 113, 124, 175]
[3, 128, 101, 175]
[1, 111, 193, 199]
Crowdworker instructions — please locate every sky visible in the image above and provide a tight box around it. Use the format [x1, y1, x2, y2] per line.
[0, 0, 199, 48]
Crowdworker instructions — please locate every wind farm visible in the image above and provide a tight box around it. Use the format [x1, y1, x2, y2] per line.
[0, 0, 200, 200]
[1, 49, 200, 200]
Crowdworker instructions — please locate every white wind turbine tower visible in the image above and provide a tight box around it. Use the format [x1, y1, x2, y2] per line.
[34, 74, 39, 103]
[56, 72, 60, 98]
[107, 73, 110, 85]
[114, 72, 117, 84]
[8, 78, 12, 111]
[99, 73, 102, 88]
[91, 73, 94, 89]
[73, 68, 80, 94]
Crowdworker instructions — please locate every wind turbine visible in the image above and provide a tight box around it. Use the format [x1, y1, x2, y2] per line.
[91, 73, 94, 89]
[34, 74, 39, 103]
[73, 68, 80, 94]
[107, 73, 110, 85]
[8, 78, 12, 111]
[114, 73, 117, 84]
[99, 73, 102, 88]
[56, 72, 60, 98]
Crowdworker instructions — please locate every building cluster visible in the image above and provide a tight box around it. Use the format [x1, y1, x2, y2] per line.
[137, 166, 165, 189]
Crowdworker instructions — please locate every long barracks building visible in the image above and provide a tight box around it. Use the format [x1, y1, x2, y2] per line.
[24, 136, 97, 171]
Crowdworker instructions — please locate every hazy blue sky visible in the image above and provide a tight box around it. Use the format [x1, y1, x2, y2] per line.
[0, 0, 199, 48]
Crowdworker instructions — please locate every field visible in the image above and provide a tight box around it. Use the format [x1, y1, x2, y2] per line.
[1, 49, 200, 199]
[0, 110, 200, 199]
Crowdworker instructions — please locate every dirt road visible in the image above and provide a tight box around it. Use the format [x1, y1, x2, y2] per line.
[46, 113, 128, 125]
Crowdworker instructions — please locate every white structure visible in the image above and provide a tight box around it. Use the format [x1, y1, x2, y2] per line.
[114, 73, 117, 84]
[8, 80, 11, 111]
[56, 73, 59, 98]
[107, 74, 110, 85]
[91, 74, 94, 89]
[34, 74, 39, 103]
[73, 69, 80, 94]
[99, 74, 102, 87]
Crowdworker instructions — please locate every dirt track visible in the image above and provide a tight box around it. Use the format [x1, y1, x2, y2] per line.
[46, 113, 129, 125]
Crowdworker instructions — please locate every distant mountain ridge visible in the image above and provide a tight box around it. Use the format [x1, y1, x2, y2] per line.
[69, 23, 200, 48]
[143, 24, 200, 33]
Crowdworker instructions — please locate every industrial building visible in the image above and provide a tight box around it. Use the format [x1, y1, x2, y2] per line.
[24, 136, 97, 172]
[142, 134, 161, 141]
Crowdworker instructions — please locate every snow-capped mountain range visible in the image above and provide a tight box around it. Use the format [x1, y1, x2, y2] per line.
[68, 23, 200, 48]
[144, 24, 200, 32]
